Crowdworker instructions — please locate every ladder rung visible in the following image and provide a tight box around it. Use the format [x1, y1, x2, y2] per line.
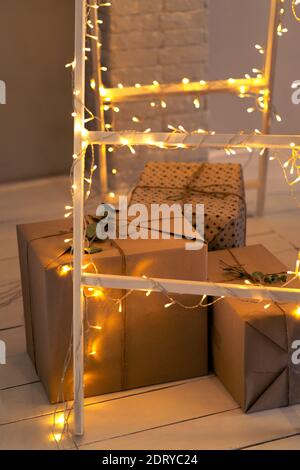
[87, 131, 300, 150]
[101, 78, 267, 103]
[81, 273, 299, 303]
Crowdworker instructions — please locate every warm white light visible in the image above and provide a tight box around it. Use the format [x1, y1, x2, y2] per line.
[193, 98, 200, 109]
[164, 301, 175, 308]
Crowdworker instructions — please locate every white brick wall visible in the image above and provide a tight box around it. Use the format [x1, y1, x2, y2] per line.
[100, 0, 208, 190]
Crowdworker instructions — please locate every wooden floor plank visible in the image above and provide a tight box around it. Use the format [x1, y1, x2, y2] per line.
[247, 233, 294, 254]
[0, 297, 23, 331]
[246, 434, 300, 450]
[0, 377, 237, 450]
[0, 176, 70, 225]
[0, 326, 25, 355]
[0, 375, 208, 426]
[0, 353, 38, 390]
[80, 406, 300, 450]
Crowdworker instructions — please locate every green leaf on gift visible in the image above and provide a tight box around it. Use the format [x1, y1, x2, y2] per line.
[84, 246, 103, 254]
[86, 222, 97, 241]
[220, 259, 287, 286]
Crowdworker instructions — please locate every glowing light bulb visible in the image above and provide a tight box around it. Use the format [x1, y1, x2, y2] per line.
[164, 301, 175, 308]
[182, 78, 190, 84]
[65, 61, 74, 69]
[59, 265, 72, 276]
[54, 414, 65, 426]
[193, 98, 200, 109]
[93, 289, 105, 299]
[295, 306, 300, 318]
[92, 325, 103, 331]
[81, 128, 88, 139]
[52, 433, 62, 442]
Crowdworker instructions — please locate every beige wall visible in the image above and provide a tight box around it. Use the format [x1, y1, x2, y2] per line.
[0, 0, 74, 183]
[208, 0, 300, 134]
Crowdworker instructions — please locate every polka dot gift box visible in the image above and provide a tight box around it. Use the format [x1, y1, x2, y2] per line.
[130, 161, 246, 251]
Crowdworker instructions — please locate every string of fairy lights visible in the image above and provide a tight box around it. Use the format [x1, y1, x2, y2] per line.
[50, 0, 300, 446]
[292, 0, 300, 21]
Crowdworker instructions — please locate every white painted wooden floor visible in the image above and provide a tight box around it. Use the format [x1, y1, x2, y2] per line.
[0, 153, 300, 450]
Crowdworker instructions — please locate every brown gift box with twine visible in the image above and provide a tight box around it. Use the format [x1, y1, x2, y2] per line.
[130, 162, 246, 251]
[17, 218, 208, 403]
[208, 244, 300, 412]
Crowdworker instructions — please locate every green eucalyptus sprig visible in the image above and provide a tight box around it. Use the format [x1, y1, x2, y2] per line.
[220, 260, 287, 284]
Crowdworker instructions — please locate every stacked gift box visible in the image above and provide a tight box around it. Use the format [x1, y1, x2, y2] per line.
[17, 161, 300, 412]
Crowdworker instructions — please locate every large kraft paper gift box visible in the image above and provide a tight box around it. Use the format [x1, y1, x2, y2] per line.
[17, 218, 208, 403]
[208, 244, 300, 412]
[130, 161, 246, 251]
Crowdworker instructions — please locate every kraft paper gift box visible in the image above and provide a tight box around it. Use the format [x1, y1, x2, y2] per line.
[17, 218, 208, 403]
[130, 161, 246, 251]
[208, 244, 300, 413]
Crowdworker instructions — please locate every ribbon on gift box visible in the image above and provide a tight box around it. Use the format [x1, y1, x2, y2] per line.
[21, 216, 206, 394]
[23, 223, 132, 389]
